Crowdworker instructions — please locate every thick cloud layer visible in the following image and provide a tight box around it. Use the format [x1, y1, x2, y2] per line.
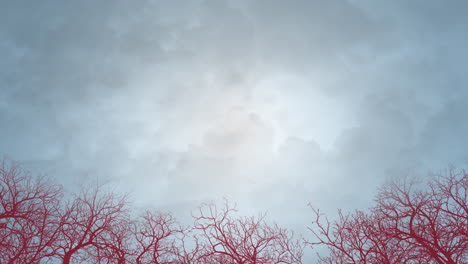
[1, 1, 467, 250]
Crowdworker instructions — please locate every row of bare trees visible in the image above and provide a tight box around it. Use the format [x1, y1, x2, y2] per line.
[1, 158, 467, 263]
[0, 159, 304, 263]
[307, 168, 467, 264]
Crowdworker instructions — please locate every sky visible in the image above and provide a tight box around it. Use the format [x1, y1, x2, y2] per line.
[1, 0, 468, 252]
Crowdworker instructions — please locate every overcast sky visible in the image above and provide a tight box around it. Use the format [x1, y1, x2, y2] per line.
[1, 0, 467, 252]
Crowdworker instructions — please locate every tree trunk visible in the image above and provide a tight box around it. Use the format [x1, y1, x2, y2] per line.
[63, 253, 72, 264]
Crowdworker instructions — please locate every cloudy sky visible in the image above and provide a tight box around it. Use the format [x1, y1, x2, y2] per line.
[1, 0, 467, 245]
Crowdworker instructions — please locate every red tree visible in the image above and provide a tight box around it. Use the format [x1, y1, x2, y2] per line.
[193, 199, 304, 264]
[132, 210, 185, 263]
[52, 182, 129, 264]
[0, 159, 63, 264]
[1, 159, 306, 264]
[307, 168, 468, 264]
[87, 215, 134, 264]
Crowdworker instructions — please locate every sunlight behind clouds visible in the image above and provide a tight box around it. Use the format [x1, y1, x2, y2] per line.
[252, 74, 353, 152]
[202, 108, 273, 160]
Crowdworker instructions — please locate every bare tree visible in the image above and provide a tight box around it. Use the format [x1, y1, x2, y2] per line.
[307, 207, 425, 264]
[1, 158, 306, 264]
[87, 215, 134, 264]
[193, 199, 304, 264]
[53, 182, 129, 264]
[307, 168, 468, 264]
[373, 169, 467, 264]
[132, 210, 185, 264]
[0, 159, 63, 264]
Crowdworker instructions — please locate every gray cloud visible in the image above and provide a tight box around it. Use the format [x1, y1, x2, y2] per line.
[1, 3, 468, 261]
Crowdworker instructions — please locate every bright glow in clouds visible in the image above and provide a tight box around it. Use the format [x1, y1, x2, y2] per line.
[124, 68, 352, 210]
[252, 74, 353, 151]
